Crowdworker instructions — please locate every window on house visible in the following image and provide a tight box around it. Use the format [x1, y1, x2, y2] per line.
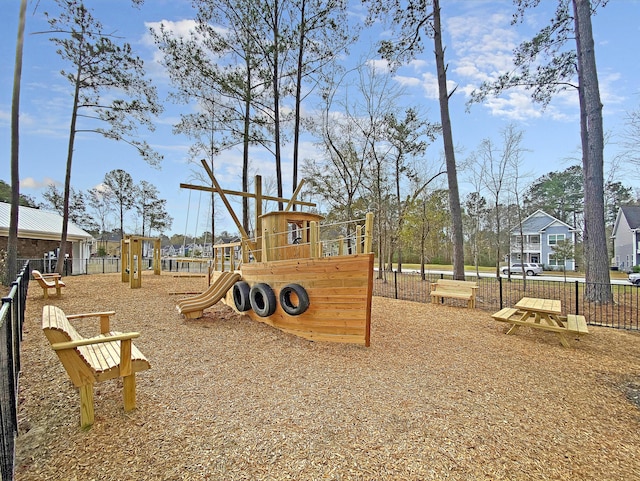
[548, 253, 565, 267]
[530, 235, 540, 244]
[548, 233, 565, 245]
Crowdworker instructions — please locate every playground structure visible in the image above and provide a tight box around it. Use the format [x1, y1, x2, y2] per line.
[121, 236, 161, 288]
[177, 160, 375, 346]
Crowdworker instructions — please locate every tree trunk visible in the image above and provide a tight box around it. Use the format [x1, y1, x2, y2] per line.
[433, 0, 465, 280]
[242, 60, 251, 233]
[7, 0, 27, 284]
[292, 0, 306, 210]
[573, 0, 612, 302]
[210, 188, 215, 255]
[377, 215, 384, 279]
[494, 202, 501, 278]
[272, 0, 284, 211]
[56, 50, 84, 275]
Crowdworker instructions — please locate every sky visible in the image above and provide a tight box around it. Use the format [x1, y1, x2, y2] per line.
[1, 0, 640, 238]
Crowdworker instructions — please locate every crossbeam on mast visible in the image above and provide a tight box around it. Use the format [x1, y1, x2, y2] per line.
[179, 183, 316, 208]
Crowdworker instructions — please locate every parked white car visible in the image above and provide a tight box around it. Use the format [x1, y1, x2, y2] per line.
[629, 272, 640, 286]
[502, 263, 543, 276]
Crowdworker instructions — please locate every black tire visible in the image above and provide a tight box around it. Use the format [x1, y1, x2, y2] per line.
[526, 270, 534, 276]
[250, 283, 277, 317]
[635, 279, 640, 287]
[502, 269, 508, 275]
[279, 284, 310, 316]
[232, 281, 251, 312]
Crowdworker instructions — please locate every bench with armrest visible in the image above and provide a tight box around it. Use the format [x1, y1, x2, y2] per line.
[42, 305, 151, 428]
[430, 279, 479, 308]
[32, 269, 66, 298]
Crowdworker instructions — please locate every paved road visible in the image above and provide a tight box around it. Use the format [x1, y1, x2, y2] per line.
[391, 268, 635, 286]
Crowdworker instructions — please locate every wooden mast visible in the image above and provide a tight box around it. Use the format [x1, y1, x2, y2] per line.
[179, 159, 317, 262]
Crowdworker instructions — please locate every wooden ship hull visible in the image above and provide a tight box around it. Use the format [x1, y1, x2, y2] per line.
[181, 160, 375, 346]
[215, 253, 373, 346]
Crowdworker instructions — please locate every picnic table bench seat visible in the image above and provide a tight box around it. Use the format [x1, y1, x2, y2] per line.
[430, 279, 478, 308]
[491, 307, 520, 322]
[564, 314, 589, 335]
[32, 269, 66, 298]
[42, 305, 151, 428]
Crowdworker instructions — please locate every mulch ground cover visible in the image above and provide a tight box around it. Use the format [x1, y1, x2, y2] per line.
[14, 272, 640, 480]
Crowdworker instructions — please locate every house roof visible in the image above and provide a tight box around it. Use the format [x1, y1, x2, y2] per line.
[511, 209, 575, 234]
[0, 202, 93, 241]
[619, 205, 640, 230]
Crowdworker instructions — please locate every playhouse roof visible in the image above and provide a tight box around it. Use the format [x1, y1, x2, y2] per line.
[0, 202, 93, 242]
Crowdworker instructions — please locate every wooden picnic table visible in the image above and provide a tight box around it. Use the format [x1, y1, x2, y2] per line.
[491, 297, 589, 348]
[514, 297, 564, 327]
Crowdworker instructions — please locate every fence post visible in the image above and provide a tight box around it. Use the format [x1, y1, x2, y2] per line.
[499, 276, 503, 309]
[394, 271, 398, 299]
[575, 281, 579, 315]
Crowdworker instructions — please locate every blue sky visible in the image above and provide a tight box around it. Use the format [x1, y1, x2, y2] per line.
[1, 0, 639, 237]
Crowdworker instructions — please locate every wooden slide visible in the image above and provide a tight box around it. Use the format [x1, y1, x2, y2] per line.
[176, 271, 241, 319]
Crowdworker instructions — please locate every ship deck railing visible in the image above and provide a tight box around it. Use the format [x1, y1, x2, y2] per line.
[209, 214, 373, 274]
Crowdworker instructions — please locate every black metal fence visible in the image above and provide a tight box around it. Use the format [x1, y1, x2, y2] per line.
[373, 271, 640, 330]
[22, 257, 213, 276]
[1, 261, 30, 481]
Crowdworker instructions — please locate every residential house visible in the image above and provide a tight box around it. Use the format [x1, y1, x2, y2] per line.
[508, 210, 577, 271]
[161, 244, 179, 257]
[215, 235, 242, 261]
[95, 231, 124, 257]
[611, 205, 640, 272]
[0, 202, 93, 274]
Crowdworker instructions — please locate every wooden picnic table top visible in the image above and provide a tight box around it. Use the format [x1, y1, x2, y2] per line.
[514, 297, 562, 315]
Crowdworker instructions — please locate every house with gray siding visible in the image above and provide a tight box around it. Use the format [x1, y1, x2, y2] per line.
[611, 205, 640, 272]
[508, 210, 577, 271]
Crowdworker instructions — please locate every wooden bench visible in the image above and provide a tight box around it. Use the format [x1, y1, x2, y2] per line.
[42, 305, 151, 428]
[32, 269, 66, 298]
[430, 279, 478, 308]
[491, 308, 589, 347]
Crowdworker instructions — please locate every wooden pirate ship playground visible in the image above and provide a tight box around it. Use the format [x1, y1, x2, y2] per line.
[177, 160, 375, 346]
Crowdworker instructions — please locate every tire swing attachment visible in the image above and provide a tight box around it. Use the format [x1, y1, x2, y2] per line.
[279, 283, 310, 316]
[232, 281, 251, 312]
[249, 283, 277, 317]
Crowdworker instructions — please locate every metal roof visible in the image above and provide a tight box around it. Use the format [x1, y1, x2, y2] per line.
[620, 205, 640, 230]
[0, 202, 93, 241]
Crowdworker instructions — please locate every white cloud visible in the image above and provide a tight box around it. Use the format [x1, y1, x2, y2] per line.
[599, 71, 626, 113]
[445, 8, 577, 123]
[448, 12, 519, 86]
[21, 177, 58, 190]
[143, 19, 201, 45]
[408, 59, 429, 71]
[366, 58, 392, 74]
[394, 75, 421, 88]
[481, 91, 542, 121]
[418, 72, 457, 100]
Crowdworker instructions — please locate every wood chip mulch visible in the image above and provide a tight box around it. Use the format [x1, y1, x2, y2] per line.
[14, 272, 640, 480]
